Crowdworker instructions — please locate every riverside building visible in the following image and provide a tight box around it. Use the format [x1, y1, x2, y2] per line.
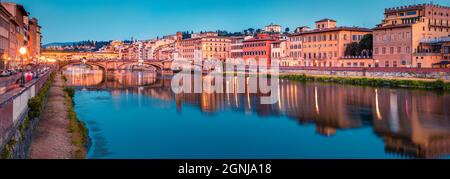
[373, 3, 450, 68]
[288, 19, 372, 67]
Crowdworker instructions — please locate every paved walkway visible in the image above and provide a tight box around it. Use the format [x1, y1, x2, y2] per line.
[29, 73, 74, 159]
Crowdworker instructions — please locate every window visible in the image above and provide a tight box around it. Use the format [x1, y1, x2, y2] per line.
[397, 47, 401, 53]
[390, 47, 394, 54]
[406, 11, 417, 16]
[375, 48, 379, 54]
[344, 34, 348, 40]
[382, 47, 386, 54]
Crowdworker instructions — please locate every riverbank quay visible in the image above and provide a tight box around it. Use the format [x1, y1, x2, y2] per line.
[280, 67, 450, 81]
[221, 67, 450, 91]
[279, 73, 450, 91]
[64, 86, 90, 159]
[0, 68, 55, 159]
[278, 67, 450, 91]
[28, 73, 88, 159]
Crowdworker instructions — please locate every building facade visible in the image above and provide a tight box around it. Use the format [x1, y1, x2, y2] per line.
[0, 2, 41, 68]
[271, 40, 289, 66]
[242, 33, 279, 65]
[265, 24, 282, 33]
[28, 18, 41, 60]
[180, 34, 231, 62]
[373, 4, 450, 68]
[288, 19, 372, 67]
[230, 36, 253, 60]
[0, 5, 12, 69]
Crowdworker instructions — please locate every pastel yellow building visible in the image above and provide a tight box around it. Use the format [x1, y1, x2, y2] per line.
[180, 34, 231, 62]
[288, 19, 372, 67]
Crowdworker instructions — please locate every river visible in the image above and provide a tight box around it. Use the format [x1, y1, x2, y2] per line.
[63, 65, 450, 159]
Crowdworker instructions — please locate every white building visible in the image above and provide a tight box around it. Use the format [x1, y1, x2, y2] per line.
[271, 40, 292, 66]
[265, 23, 282, 33]
[145, 38, 176, 60]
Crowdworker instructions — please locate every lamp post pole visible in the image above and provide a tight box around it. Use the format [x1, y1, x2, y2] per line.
[19, 47, 27, 87]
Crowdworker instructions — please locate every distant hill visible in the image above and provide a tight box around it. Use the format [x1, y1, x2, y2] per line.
[43, 40, 111, 52]
[42, 42, 77, 48]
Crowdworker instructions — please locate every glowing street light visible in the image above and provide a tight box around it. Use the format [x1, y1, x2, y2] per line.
[19, 47, 27, 55]
[18, 47, 28, 87]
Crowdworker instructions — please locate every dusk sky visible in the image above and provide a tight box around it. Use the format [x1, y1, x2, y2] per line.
[8, 0, 450, 44]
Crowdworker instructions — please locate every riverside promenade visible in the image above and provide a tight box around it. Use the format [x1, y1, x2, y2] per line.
[28, 73, 74, 159]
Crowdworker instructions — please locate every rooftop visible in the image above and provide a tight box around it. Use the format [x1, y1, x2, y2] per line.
[372, 24, 412, 30]
[385, 3, 450, 13]
[290, 26, 372, 36]
[266, 23, 281, 27]
[315, 18, 336, 23]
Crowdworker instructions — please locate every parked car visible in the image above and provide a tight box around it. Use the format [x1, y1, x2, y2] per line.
[7, 69, 17, 75]
[0, 70, 10, 77]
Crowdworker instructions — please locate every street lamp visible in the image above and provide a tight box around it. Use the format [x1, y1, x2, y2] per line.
[19, 47, 27, 87]
[19, 47, 27, 55]
[19, 47, 27, 66]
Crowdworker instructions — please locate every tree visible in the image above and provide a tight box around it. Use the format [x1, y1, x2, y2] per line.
[344, 42, 360, 57]
[248, 28, 255, 35]
[285, 27, 290, 33]
[344, 34, 373, 57]
[358, 34, 373, 56]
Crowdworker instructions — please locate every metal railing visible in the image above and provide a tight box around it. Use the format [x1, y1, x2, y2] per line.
[420, 37, 450, 44]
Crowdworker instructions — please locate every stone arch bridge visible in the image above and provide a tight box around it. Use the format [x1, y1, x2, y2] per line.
[61, 59, 175, 75]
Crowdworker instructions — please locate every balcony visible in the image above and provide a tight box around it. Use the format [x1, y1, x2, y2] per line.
[414, 52, 441, 56]
[420, 37, 450, 44]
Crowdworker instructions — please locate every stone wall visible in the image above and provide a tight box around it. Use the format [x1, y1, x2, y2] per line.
[280, 69, 450, 81]
[0, 70, 52, 159]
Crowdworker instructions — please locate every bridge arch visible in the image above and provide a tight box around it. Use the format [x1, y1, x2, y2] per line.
[61, 59, 173, 75]
[61, 62, 107, 71]
[116, 62, 164, 72]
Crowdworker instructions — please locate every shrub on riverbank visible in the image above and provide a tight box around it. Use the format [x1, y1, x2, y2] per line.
[64, 87, 75, 98]
[28, 72, 56, 119]
[64, 86, 89, 159]
[279, 74, 450, 91]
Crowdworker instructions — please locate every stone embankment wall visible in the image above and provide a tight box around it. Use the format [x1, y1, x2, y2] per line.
[280, 67, 450, 81]
[0, 70, 53, 159]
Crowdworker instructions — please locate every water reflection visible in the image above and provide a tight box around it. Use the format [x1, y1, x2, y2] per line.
[63, 65, 158, 88]
[64, 67, 450, 159]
